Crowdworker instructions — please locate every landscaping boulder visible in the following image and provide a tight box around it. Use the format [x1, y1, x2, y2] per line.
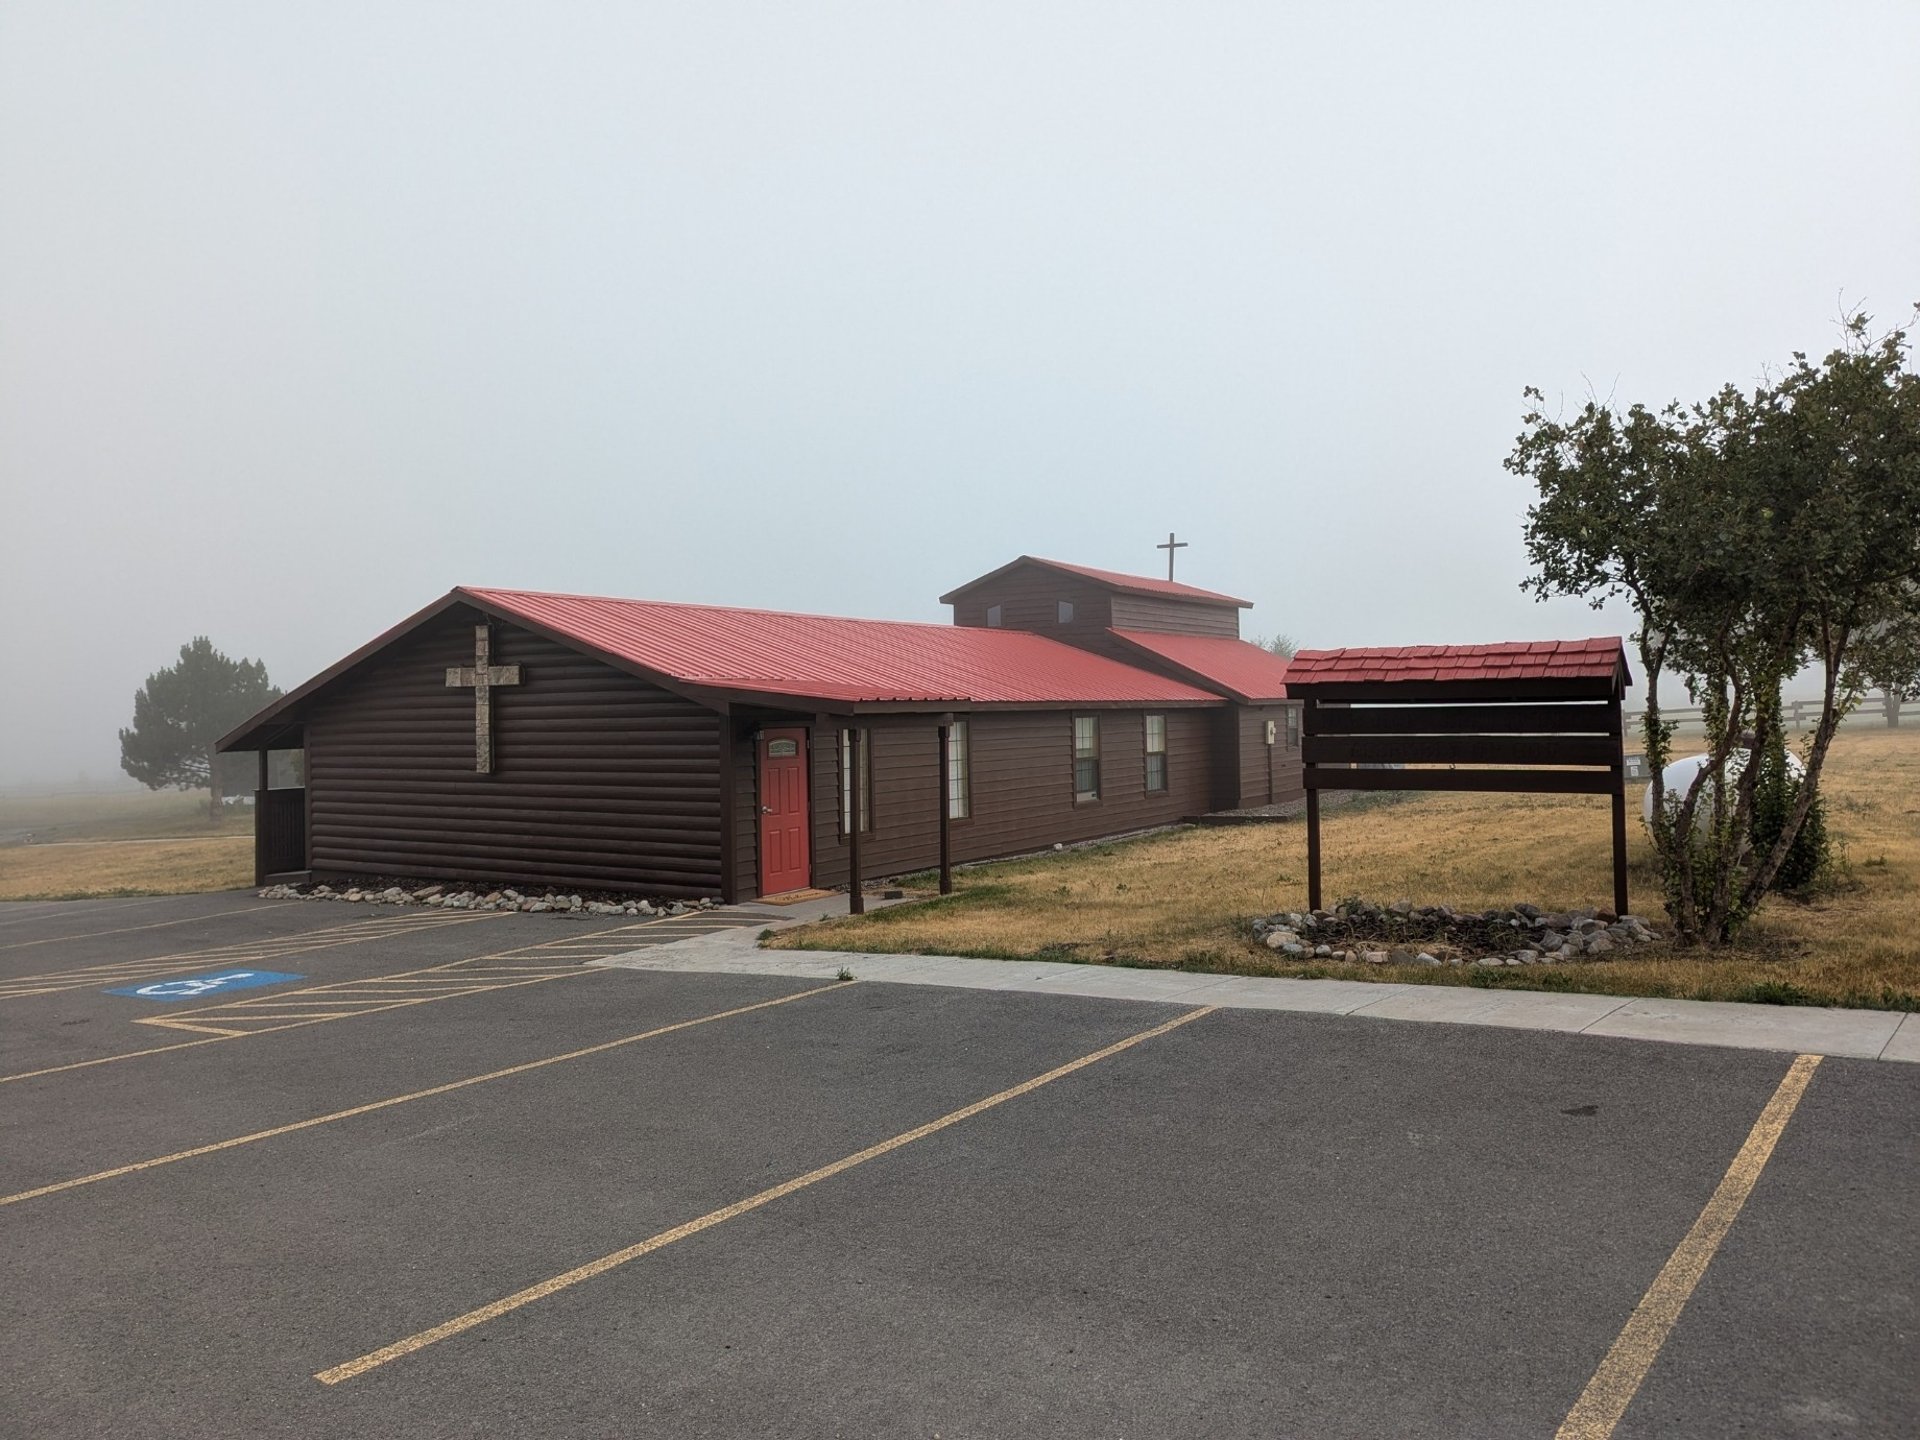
[1247, 896, 1665, 968]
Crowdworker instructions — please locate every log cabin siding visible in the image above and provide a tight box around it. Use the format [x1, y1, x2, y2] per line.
[726, 718, 761, 903]
[1211, 707, 1244, 812]
[1277, 703, 1305, 802]
[1234, 703, 1305, 808]
[795, 707, 1216, 892]
[304, 605, 725, 896]
[948, 561, 1242, 653]
[948, 569, 1118, 649]
[1107, 593, 1241, 637]
[1242, 705, 1277, 807]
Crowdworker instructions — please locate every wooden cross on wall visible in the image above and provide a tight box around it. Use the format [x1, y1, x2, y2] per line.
[445, 624, 521, 773]
[1157, 531, 1188, 581]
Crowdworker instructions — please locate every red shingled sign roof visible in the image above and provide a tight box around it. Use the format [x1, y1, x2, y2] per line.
[465, 587, 1223, 707]
[1285, 637, 1628, 687]
[1107, 629, 1291, 702]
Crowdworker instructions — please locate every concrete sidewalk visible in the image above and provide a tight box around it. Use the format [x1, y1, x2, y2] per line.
[596, 901, 1920, 1063]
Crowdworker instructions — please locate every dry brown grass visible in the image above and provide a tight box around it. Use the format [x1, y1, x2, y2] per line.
[770, 726, 1920, 1011]
[0, 836, 253, 901]
[0, 788, 252, 844]
[0, 788, 253, 900]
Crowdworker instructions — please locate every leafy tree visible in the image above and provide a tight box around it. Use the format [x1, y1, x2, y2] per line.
[119, 639, 281, 819]
[1256, 633, 1298, 658]
[1858, 602, 1920, 725]
[1509, 312, 1920, 944]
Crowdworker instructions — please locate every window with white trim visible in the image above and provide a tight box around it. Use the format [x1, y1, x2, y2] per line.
[946, 720, 970, 819]
[1073, 716, 1100, 801]
[839, 728, 870, 834]
[1144, 714, 1167, 792]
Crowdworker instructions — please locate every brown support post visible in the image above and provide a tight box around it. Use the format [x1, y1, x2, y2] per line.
[936, 720, 953, 896]
[1610, 780, 1629, 918]
[1610, 694, 1629, 916]
[716, 706, 737, 905]
[847, 725, 865, 916]
[1305, 787, 1322, 912]
[300, 734, 313, 877]
[1267, 721, 1275, 807]
[1303, 697, 1322, 910]
[253, 749, 269, 887]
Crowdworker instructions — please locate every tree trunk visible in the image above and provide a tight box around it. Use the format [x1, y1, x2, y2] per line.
[207, 753, 223, 821]
[1741, 645, 1848, 911]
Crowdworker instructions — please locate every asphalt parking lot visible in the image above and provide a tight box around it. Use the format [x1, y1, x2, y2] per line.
[2, 894, 1913, 1439]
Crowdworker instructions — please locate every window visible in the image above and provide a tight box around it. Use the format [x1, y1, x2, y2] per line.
[839, 728, 870, 834]
[1073, 715, 1100, 800]
[1285, 705, 1301, 749]
[1144, 714, 1167, 792]
[986, 604, 1003, 628]
[945, 720, 970, 819]
[1057, 600, 1074, 624]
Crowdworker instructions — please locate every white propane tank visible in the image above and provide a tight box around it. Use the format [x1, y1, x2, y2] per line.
[1643, 751, 1805, 830]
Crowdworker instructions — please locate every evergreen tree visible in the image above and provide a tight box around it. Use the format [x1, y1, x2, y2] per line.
[119, 638, 281, 818]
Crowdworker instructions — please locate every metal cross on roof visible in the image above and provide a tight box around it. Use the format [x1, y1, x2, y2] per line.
[444, 624, 521, 773]
[1157, 531, 1188, 581]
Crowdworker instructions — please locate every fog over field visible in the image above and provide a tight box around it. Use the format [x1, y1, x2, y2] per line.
[2, 3, 1916, 787]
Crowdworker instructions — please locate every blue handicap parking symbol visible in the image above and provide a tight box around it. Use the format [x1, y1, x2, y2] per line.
[107, 969, 304, 1001]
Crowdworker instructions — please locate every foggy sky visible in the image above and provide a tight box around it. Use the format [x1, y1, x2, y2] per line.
[3, 2, 1916, 786]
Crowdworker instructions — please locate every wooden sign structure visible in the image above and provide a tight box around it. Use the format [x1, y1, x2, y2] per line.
[1286, 639, 1633, 917]
[445, 624, 522, 773]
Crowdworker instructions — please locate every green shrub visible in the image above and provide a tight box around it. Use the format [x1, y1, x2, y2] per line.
[1729, 979, 1817, 1007]
[1749, 738, 1830, 895]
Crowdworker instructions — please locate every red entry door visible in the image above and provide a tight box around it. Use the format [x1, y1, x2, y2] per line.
[758, 728, 811, 896]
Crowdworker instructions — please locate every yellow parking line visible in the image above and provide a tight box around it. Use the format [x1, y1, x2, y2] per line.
[0, 983, 850, 1210]
[315, 1004, 1216, 1386]
[0, 1035, 235, 1083]
[134, 914, 688, 1024]
[133, 985, 571, 1037]
[240, 990, 472, 1003]
[177, 1001, 415, 1017]
[0, 902, 301, 953]
[0, 899, 173, 931]
[1555, 1053, 1822, 1440]
[0, 911, 500, 996]
[140, 1017, 350, 1037]
[135, 965, 578, 1029]
[1, 911, 742, 1082]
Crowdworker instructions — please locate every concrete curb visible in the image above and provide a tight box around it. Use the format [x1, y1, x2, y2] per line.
[594, 904, 1919, 1063]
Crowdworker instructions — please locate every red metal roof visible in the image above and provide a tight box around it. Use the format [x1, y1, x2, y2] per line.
[1035, 558, 1251, 607]
[1285, 637, 1629, 687]
[940, 556, 1251, 608]
[1108, 630, 1291, 702]
[465, 587, 1223, 706]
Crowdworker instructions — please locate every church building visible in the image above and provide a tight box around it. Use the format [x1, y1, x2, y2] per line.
[219, 555, 1300, 901]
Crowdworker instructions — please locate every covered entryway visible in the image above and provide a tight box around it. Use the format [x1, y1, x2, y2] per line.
[246, 738, 309, 884]
[757, 727, 811, 896]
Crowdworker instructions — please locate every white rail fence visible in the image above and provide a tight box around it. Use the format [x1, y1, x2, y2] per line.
[1626, 690, 1918, 735]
